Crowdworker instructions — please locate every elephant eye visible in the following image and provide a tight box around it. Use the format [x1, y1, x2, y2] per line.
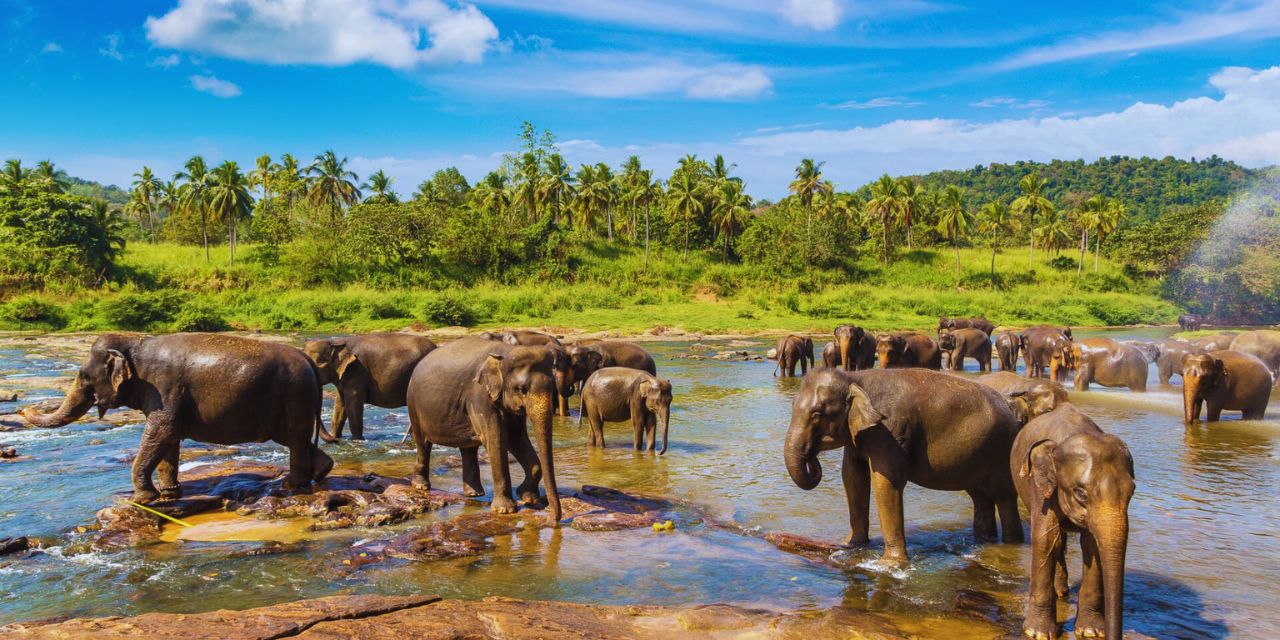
[1073, 487, 1089, 504]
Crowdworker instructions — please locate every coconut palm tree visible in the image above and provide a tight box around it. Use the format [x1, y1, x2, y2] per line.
[249, 154, 273, 200]
[1034, 209, 1072, 256]
[1095, 198, 1124, 272]
[306, 150, 360, 221]
[1075, 195, 1106, 275]
[594, 162, 617, 240]
[87, 199, 127, 277]
[620, 155, 644, 239]
[174, 155, 212, 260]
[207, 160, 254, 265]
[571, 164, 601, 232]
[273, 153, 305, 222]
[788, 158, 828, 245]
[361, 169, 398, 204]
[896, 177, 922, 249]
[1012, 172, 1054, 268]
[512, 152, 540, 222]
[936, 185, 975, 279]
[977, 200, 1018, 277]
[866, 174, 903, 263]
[633, 170, 662, 269]
[474, 172, 512, 218]
[2, 159, 27, 191]
[666, 169, 706, 258]
[711, 180, 752, 260]
[540, 153, 573, 227]
[33, 160, 69, 193]
[131, 166, 162, 238]
[123, 194, 150, 236]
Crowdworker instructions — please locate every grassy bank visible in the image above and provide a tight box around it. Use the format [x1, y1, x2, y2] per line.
[0, 242, 1181, 335]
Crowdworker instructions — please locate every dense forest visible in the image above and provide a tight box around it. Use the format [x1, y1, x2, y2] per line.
[0, 123, 1276, 330]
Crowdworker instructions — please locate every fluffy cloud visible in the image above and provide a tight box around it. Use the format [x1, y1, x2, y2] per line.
[778, 0, 841, 30]
[150, 54, 182, 68]
[145, 0, 499, 68]
[189, 74, 242, 97]
[824, 96, 921, 110]
[970, 97, 1050, 109]
[461, 54, 773, 101]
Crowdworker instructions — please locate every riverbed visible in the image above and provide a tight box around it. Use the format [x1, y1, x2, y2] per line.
[0, 329, 1276, 638]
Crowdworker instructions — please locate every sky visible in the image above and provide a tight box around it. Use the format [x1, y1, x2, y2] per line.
[2, 0, 1280, 198]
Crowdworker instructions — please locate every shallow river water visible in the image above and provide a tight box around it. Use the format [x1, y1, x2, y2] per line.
[0, 329, 1277, 638]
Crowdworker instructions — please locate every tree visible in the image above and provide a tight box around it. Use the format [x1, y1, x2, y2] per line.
[131, 166, 162, 238]
[415, 167, 470, 208]
[594, 162, 617, 240]
[206, 160, 254, 264]
[174, 155, 212, 260]
[633, 170, 662, 269]
[866, 174, 903, 263]
[977, 199, 1018, 277]
[666, 169, 706, 258]
[361, 169, 398, 204]
[571, 164, 601, 232]
[540, 153, 573, 227]
[512, 152, 540, 222]
[33, 160, 69, 194]
[1096, 198, 1124, 272]
[936, 185, 975, 279]
[711, 179, 752, 260]
[249, 154, 273, 200]
[306, 150, 360, 221]
[1, 159, 27, 192]
[1075, 195, 1106, 275]
[473, 171, 511, 218]
[1012, 172, 1054, 267]
[896, 177, 922, 249]
[789, 158, 828, 245]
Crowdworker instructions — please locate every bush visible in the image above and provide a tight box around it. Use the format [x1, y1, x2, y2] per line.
[100, 291, 188, 330]
[1047, 255, 1077, 271]
[171, 304, 231, 332]
[367, 299, 411, 320]
[2, 295, 67, 329]
[421, 293, 478, 327]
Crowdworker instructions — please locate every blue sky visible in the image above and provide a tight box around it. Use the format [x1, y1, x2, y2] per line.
[3, 0, 1280, 198]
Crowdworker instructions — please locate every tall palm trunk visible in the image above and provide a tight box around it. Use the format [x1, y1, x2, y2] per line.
[200, 206, 210, 262]
[1079, 229, 1087, 275]
[1027, 210, 1034, 267]
[990, 242, 997, 277]
[229, 221, 237, 266]
[644, 200, 651, 271]
[1095, 238, 1101, 272]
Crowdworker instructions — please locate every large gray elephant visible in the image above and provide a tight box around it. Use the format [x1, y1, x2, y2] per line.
[976, 371, 1067, 426]
[994, 331, 1022, 372]
[1021, 326, 1074, 382]
[1182, 351, 1274, 423]
[1012, 403, 1134, 640]
[1155, 339, 1205, 386]
[578, 367, 672, 453]
[483, 331, 575, 416]
[938, 316, 996, 337]
[23, 333, 331, 503]
[938, 328, 992, 372]
[1193, 332, 1238, 352]
[823, 324, 875, 371]
[874, 332, 942, 369]
[304, 332, 437, 440]
[567, 339, 657, 392]
[774, 334, 815, 377]
[784, 368, 1023, 564]
[1071, 337, 1149, 392]
[405, 337, 560, 521]
[1229, 329, 1280, 375]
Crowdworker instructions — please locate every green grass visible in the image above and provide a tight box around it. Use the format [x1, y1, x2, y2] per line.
[0, 242, 1183, 335]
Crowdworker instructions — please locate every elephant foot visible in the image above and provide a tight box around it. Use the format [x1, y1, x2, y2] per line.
[158, 485, 183, 501]
[843, 532, 870, 547]
[1074, 609, 1106, 637]
[879, 549, 909, 568]
[1023, 615, 1059, 640]
[410, 474, 431, 491]
[517, 489, 543, 506]
[491, 494, 518, 514]
[313, 450, 334, 483]
[131, 488, 160, 505]
[281, 472, 312, 492]
[462, 484, 485, 498]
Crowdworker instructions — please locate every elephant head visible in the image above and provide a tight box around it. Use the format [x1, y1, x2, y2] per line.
[303, 338, 357, 387]
[1181, 353, 1226, 423]
[23, 334, 142, 428]
[784, 370, 884, 490]
[937, 330, 957, 352]
[639, 377, 673, 454]
[568, 344, 605, 387]
[1051, 344, 1076, 382]
[833, 325, 864, 371]
[875, 334, 905, 369]
[1006, 383, 1060, 426]
[475, 346, 561, 521]
[544, 343, 575, 416]
[1021, 433, 1134, 640]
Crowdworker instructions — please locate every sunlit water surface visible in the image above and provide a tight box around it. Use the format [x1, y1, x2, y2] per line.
[0, 329, 1276, 638]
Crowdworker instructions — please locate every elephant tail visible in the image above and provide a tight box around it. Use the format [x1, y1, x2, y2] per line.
[576, 391, 586, 429]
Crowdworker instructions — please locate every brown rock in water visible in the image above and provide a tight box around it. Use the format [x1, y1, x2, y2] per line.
[0, 536, 31, 556]
[763, 531, 845, 557]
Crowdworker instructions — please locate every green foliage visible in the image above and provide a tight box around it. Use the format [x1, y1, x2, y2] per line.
[1047, 255, 1077, 271]
[2, 294, 66, 329]
[100, 290, 188, 330]
[170, 303, 231, 332]
[421, 293, 479, 327]
[0, 186, 126, 288]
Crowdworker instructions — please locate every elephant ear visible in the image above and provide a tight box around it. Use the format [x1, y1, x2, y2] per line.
[501, 332, 521, 346]
[328, 342, 358, 379]
[105, 349, 133, 401]
[638, 378, 653, 398]
[846, 384, 885, 434]
[475, 354, 505, 403]
[1213, 357, 1227, 382]
[589, 350, 605, 371]
[1020, 439, 1059, 501]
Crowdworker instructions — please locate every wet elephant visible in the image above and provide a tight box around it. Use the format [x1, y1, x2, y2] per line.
[568, 340, 658, 392]
[994, 331, 1022, 372]
[22, 333, 332, 503]
[1193, 332, 1238, 352]
[485, 331, 575, 416]
[406, 337, 561, 521]
[784, 368, 1024, 564]
[1155, 339, 1204, 386]
[976, 371, 1067, 426]
[578, 367, 672, 453]
[938, 316, 996, 337]
[824, 324, 876, 371]
[1012, 403, 1135, 640]
[1177, 314, 1204, 331]
[1229, 329, 1280, 376]
[875, 332, 942, 370]
[1182, 351, 1274, 423]
[774, 334, 815, 377]
[1021, 326, 1074, 382]
[304, 332, 437, 440]
[1072, 338, 1149, 392]
[938, 328, 992, 372]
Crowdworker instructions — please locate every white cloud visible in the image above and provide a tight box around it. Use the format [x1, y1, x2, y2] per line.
[824, 96, 921, 110]
[971, 97, 1050, 109]
[145, 0, 499, 69]
[98, 33, 124, 61]
[150, 53, 182, 68]
[778, 0, 841, 30]
[189, 74, 242, 97]
[990, 0, 1280, 71]
[41, 42, 62, 54]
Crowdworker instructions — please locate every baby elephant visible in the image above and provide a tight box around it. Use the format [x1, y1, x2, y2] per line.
[579, 367, 673, 453]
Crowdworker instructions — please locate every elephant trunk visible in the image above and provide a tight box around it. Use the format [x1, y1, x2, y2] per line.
[784, 421, 822, 490]
[1092, 510, 1129, 640]
[878, 350, 890, 370]
[657, 404, 670, 455]
[21, 378, 95, 428]
[1183, 375, 1202, 423]
[838, 336, 853, 372]
[529, 390, 561, 524]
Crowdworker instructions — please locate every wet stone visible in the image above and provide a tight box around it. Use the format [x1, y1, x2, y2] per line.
[0, 536, 31, 556]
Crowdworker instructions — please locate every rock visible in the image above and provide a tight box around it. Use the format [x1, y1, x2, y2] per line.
[0, 446, 31, 463]
[0, 391, 19, 402]
[87, 439, 106, 445]
[0, 536, 31, 556]
[227, 541, 306, 559]
[711, 350, 750, 361]
[763, 531, 846, 557]
[766, 347, 778, 359]
[688, 343, 714, 351]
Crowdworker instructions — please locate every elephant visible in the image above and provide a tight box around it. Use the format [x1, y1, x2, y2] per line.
[1177, 313, 1204, 331]
[1182, 351, 1274, 423]
[303, 332, 437, 440]
[774, 334, 815, 377]
[1229, 329, 1280, 375]
[22, 333, 332, 503]
[938, 316, 996, 337]
[405, 337, 561, 521]
[578, 367, 672, 453]
[994, 331, 1022, 372]
[824, 324, 876, 371]
[483, 331, 575, 416]
[938, 328, 992, 372]
[976, 371, 1067, 425]
[1012, 403, 1135, 640]
[1021, 326, 1074, 382]
[1071, 338, 1149, 392]
[784, 368, 1024, 564]
[1193, 332, 1238, 352]
[567, 339, 658, 392]
[1155, 339, 1205, 386]
[1122, 340, 1160, 364]
[874, 332, 942, 370]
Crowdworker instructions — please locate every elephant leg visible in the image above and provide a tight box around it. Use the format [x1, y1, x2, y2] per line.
[131, 412, 176, 504]
[410, 421, 432, 490]
[1075, 531, 1106, 637]
[1054, 540, 1070, 599]
[587, 401, 606, 448]
[647, 413, 658, 451]
[310, 443, 334, 483]
[460, 446, 484, 497]
[1207, 399, 1224, 422]
[330, 392, 347, 440]
[1024, 511, 1064, 640]
[870, 466, 908, 564]
[841, 446, 871, 546]
[507, 421, 544, 506]
[969, 490, 999, 543]
[631, 406, 648, 451]
[342, 386, 366, 440]
[1075, 364, 1092, 392]
[474, 414, 515, 513]
[998, 494, 1025, 543]
[156, 439, 182, 500]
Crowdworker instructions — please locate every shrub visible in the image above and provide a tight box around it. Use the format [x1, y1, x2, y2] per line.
[100, 291, 188, 330]
[2, 295, 67, 329]
[367, 299, 411, 320]
[171, 304, 231, 332]
[1047, 255, 1077, 271]
[421, 293, 478, 327]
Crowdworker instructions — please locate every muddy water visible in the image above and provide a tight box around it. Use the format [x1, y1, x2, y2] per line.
[0, 329, 1276, 638]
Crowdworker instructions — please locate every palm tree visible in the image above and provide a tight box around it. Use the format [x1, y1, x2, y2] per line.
[131, 166, 162, 238]
[33, 160, 69, 193]
[666, 169, 706, 258]
[1075, 195, 1106, 275]
[571, 164, 600, 232]
[1095, 198, 1124, 272]
[123, 194, 151, 236]
[540, 153, 573, 227]
[634, 170, 662, 269]
[206, 160, 254, 265]
[174, 155, 212, 260]
[620, 155, 644, 239]
[594, 162, 617, 240]
[306, 150, 360, 221]
[2, 159, 27, 191]
[512, 152, 540, 222]
[249, 154, 273, 200]
[711, 180, 752, 260]
[361, 169, 398, 204]
[87, 199, 127, 278]
[1012, 172, 1054, 268]
[896, 177, 922, 249]
[977, 200, 1018, 277]
[788, 158, 827, 245]
[1034, 209, 1072, 256]
[866, 174, 903, 263]
[474, 172, 511, 217]
[936, 185, 975, 279]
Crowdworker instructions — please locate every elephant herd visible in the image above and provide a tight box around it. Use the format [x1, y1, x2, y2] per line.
[779, 318, 1277, 640]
